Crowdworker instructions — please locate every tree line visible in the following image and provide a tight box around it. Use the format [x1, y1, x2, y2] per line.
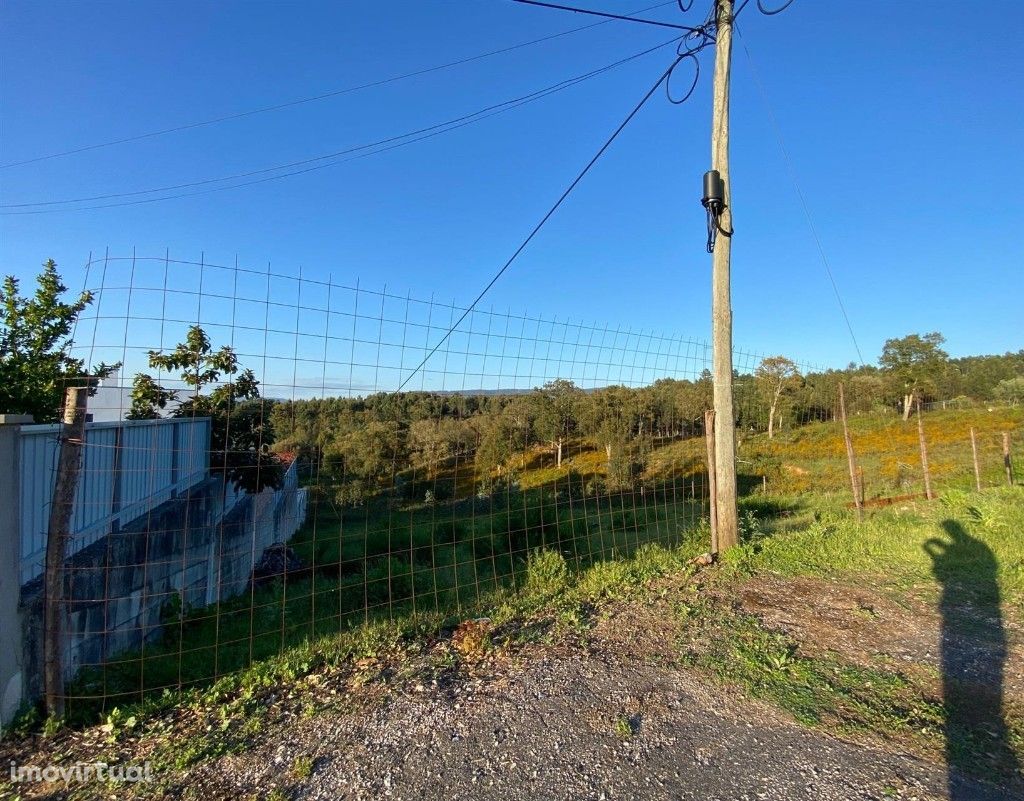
[3, 261, 1022, 504]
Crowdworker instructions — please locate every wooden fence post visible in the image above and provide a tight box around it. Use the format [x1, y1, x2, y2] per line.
[44, 386, 88, 719]
[704, 410, 719, 554]
[970, 427, 982, 492]
[1006, 432, 1015, 486]
[916, 398, 934, 501]
[838, 383, 863, 522]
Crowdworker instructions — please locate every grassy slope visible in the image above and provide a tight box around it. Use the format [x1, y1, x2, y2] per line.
[645, 405, 1024, 498]
[388, 407, 1023, 502]
[63, 488, 707, 721]
[3, 488, 1022, 796]
[56, 405, 1024, 721]
[732, 487, 1024, 604]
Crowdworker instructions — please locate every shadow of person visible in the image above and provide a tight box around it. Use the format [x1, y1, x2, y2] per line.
[925, 520, 1022, 799]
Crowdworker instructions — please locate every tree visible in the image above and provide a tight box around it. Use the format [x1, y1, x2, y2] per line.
[579, 386, 634, 477]
[503, 395, 536, 469]
[879, 332, 949, 420]
[755, 356, 800, 439]
[0, 260, 116, 422]
[126, 373, 175, 419]
[994, 376, 1024, 405]
[408, 417, 465, 478]
[476, 399, 533, 478]
[645, 379, 705, 439]
[328, 419, 404, 488]
[136, 325, 246, 406]
[127, 324, 283, 493]
[847, 371, 888, 414]
[475, 414, 515, 479]
[533, 379, 581, 468]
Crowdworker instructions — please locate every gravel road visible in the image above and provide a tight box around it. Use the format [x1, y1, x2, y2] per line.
[180, 620, 1017, 801]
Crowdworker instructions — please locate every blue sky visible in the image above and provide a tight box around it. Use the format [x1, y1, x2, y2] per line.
[2, 1, 1022, 398]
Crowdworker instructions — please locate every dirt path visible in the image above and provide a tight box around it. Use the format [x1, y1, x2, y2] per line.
[174, 597, 1017, 801]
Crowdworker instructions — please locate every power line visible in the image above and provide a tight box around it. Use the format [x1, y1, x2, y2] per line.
[512, 0, 704, 32]
[0, 1, 677, 170]
[397, 49, 701, 392]
[736, 28, 864, 365]
[2, 39, 680, 214]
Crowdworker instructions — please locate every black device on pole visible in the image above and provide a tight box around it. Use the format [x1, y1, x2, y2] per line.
[701, 169, 732, 253]
[702, 169, 725, 213]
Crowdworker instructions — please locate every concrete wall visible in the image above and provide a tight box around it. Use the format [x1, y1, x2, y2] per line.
[2, 458, 306, 724]
[16, 417, 211, 585]
[0, 426, 24, 724]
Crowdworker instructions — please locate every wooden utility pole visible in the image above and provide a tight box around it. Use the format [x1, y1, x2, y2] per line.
[710, 0, 739, 550]
[44, 386, 88, 718]
[970, 427, 982, 491]
[915, 398, 934, 501]
[704, 409, 719, 553]
[838, 383, 862, 522]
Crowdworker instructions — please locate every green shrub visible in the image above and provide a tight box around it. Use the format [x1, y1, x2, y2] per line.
[525, 549, 570, 598]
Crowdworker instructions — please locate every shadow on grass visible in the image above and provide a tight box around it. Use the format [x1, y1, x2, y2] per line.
[925, 520, 1022, 798]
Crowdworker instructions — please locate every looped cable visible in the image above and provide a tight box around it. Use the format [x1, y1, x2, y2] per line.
[665, 52, 700, 104]
[758, 0, 795, 15]
[679, 27, 714, 55]
[705, 203, 733, 253]
[733, 0, 797, 19]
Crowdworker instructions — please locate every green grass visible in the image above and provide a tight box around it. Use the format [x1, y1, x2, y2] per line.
[291, 754, 314, 779]
[613, 714, 634, 739]
[59, 487, 709, 725]
[678, 485, 1024, 788]
[679, 598, 946, 732]
[723, 486, 1024, 607]
[62, 404, 1022, 725]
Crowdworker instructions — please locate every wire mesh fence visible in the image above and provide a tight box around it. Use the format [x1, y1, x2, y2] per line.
[6, 251, 1020, 722]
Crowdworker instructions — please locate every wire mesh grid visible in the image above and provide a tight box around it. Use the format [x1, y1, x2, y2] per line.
[13, 251, 1018, 720]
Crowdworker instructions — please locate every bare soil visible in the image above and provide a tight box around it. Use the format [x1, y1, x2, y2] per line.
[735, 573, 1024, 711]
